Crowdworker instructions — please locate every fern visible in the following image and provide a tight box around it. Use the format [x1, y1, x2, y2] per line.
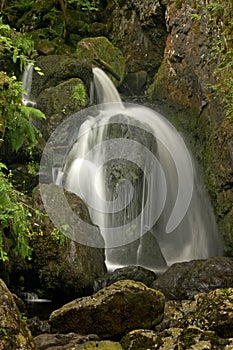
[0, 163, 33, 261]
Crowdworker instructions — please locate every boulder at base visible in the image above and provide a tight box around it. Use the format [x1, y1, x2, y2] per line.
[49, 280, 165, 339]
[0, 279, 36, 350]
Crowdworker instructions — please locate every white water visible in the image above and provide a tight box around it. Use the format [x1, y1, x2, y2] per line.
[22, 63, 36, 107]
[59, 67, 222, 271]
[24, 292, 52, 303]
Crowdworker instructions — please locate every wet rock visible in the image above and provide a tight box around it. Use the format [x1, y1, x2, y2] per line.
[94, 265, 156, 292]
[49, 280, 165, 339]
[34, 333, 100, 350]
[151, 257, 233, 300]
[26, 184, 106, 301]
[0, 279, 36, 349]
[27, 317, 50, 336]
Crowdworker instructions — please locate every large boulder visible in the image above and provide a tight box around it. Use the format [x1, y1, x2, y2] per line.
[151, 257, 233, 300]
[0, 279, 36, 349]
[24, 184, 107, 301]
[75, 36, 125, 86]
[94, 265, 156, 292]
[49, 280, 165, 339]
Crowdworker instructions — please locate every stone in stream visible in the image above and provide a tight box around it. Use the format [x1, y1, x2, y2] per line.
[49, 280, 165, 339]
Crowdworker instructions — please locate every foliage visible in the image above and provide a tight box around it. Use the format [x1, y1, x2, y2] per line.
[68, 0, 99, 11]
[0, 73, 45, 152]
[0, 17, 35, 72]
[0, 163, 33, 261]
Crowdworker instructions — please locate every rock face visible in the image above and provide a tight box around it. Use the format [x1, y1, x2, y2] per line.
[148, 0, 233, 255]
[106, 0, 167, 92]
[27, 184, 106, 301]
[49, 280, 165, 339]
[151, 256, 233, 300]
[0, 279, 36, 350]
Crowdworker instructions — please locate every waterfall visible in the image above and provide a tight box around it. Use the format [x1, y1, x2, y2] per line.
[22, 63, 36, 107]
[51, 67, 223, 272]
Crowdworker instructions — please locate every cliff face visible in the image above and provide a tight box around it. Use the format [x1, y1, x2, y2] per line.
[140, 0, 232, 255]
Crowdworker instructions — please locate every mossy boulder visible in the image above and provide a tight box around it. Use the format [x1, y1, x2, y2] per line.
[26, 184, 106, 301]
[49, 280, 165, 338]
[75, 37, 125, 86]
[0, 279, 36, 349]
[36, 78, 87, 140]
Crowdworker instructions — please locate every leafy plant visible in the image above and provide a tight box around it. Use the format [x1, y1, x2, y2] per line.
[0, 73, 45, 152]
[68, 0, 100, 11]
[0, 17, 35, 72]
[0, 163, 33, 261]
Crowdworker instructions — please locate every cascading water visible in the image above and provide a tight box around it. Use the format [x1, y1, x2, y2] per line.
[52, 67, 222, 272]
[22, 63, 36, 107]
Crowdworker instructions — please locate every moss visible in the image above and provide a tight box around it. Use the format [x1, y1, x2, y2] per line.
[72, 82, 87, 108]
[76, 36, 125, 86]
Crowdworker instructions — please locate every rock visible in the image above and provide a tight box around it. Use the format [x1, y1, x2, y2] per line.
[121, 326, 233, 350]
[49, 280, 165, 339]
[34, 333, 100, 350]
[106, 0, 167, 81]
[0, 279, 36, 349]
[121, 329, 159, 350]
[151, 257, 233, 300]
[76, 341, 123, 349]
[158, 288, 233, 339]
[35, 77, 87, 140]
[76, 36, 125, 86]
[27, 317, 50, 336]
[31, 55, 92, 99]
[94, 265, 156, 292]
[25, 184, 106, 301]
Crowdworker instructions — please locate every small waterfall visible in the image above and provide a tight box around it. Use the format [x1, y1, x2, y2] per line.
[23, 292, 51, 303]
[22, 63, 36, 107]
[53, 67, 223, 272]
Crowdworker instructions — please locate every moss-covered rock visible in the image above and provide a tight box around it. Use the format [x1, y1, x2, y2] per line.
[0, 279, 36, 349]
[49, 280, 165, 338]
[27, 184, 106, 301]
[76, 37, 125, 86]
[36, 78, 87, 140]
